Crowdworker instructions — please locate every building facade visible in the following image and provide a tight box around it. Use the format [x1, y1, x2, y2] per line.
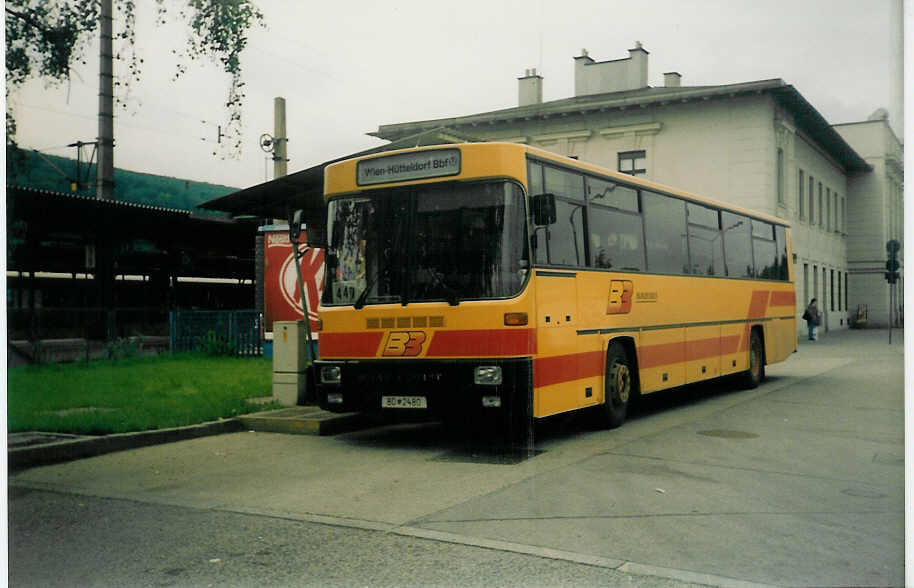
[371, 45, 902, 331]
[833, 116, 905, 328]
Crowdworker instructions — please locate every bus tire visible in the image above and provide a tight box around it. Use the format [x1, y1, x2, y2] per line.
[602, 342, 632, 429]
[740, 329, 765, 389]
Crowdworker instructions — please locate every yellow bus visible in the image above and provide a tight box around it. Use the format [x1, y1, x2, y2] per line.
[314, 142, 795, 444]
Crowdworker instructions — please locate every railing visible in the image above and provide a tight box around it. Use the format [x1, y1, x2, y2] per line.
[8, 307, 168, 342]
[169, 310, 263, 356]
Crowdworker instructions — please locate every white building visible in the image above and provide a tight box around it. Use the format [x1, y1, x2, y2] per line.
[370, 45, 903, 331]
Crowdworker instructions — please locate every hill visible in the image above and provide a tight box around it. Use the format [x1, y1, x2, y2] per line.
[6, 147, 240, 213]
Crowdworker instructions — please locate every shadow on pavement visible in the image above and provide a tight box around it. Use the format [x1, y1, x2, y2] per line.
[331, 372, 772, 463]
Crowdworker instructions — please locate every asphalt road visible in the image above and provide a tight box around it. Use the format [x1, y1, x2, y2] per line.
[9, 486, 706, 588]
[8, 328, 905, 587]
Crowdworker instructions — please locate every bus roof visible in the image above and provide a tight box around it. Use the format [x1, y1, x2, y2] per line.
[324, 142, 791, 228]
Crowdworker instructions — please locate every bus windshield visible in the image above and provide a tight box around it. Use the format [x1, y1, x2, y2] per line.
[323, 181, 529, 306]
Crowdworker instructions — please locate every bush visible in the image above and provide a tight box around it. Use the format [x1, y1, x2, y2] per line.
[200, 330, 237, 356]
[106, 336, 143, 360]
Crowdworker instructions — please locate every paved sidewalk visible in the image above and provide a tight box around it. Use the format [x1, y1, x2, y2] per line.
[9, 328, 906, 587]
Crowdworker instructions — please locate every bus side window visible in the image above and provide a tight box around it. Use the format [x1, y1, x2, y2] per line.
[549, 199, 586, 266]
[543, 166, 587, 266]
[688, 223, 724, 276]
[775, 225, 789, 281]
[722, 211, 753, 278]
[528, 161, 544, 197]
[544, 166, 586, 201]
[752, 220, 778, 279]
[686, 203, 723, 276]
[589, 205, 644, 271]
[643, 190, 688, 275]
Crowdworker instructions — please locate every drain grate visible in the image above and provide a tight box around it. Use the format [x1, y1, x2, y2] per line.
[697, 429, 759, 439]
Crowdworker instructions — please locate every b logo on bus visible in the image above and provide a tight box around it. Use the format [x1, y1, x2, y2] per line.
[382, 331, 427, 356]
[607, 280, 634, 314]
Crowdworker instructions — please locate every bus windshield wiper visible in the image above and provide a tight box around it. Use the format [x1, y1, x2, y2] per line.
[355, 212, 405, 310]
[422, 267, 459, 306]
[354, 255, 392, 310]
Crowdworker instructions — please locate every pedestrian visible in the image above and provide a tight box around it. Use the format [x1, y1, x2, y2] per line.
[802, 298, 820, 341]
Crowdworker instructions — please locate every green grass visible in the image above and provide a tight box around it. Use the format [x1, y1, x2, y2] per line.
[8, 354, 278, 435]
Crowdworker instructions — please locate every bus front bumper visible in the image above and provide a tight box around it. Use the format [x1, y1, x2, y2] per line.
[313, 357, 532, 420]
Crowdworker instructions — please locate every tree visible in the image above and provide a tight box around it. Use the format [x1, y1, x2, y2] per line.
[5, 0, 264, 156]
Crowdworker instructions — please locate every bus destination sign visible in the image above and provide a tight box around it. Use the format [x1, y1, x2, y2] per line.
[357, 149, 460, 186]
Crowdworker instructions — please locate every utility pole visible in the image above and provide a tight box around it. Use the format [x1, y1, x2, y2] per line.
[96, 0, 114, 200]
[273, 97, 288, 179]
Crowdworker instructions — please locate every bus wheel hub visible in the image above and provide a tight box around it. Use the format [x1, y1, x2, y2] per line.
[611, 363, 630, 404]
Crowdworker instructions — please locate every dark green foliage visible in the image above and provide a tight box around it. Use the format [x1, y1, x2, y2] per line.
[106, 336, 144, 360]
[6, 148, 238, 213]
[200, 330, 237, 356]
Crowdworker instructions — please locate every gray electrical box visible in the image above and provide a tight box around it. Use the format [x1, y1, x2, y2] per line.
[272, 320, 307, 405]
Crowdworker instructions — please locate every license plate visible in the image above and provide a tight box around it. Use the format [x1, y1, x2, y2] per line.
[381, 396, 428, 409]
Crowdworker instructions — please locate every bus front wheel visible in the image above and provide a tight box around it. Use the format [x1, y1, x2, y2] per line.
[602, 343, 632, 429]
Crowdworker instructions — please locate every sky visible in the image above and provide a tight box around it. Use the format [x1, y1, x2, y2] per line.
[7, 0, 905, 191]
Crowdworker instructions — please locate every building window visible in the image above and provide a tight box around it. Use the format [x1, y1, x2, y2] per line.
[826, 188, 831, 232]
[813, 265, 818, 305]
[618, 150, 646, 176]
[776, 148, 784, 204]
[837, 270, 842, 311]
[834, 192, 839, 233]
[823, 267, 827, 318]
[808, 176, 815, 225]
[841, 197, 846, 233]
[845, 273, 848, 310]
[798, 170, 805, 219]
[818, 182, 824, 228]
[830, 269, 835, 311]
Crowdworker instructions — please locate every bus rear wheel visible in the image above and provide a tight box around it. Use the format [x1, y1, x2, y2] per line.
[740, 329, 765, 389]
[602, 343, 632, 429]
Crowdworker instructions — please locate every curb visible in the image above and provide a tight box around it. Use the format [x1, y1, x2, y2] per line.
[238, 407, 368, 436]
[8, 419, 245, 472]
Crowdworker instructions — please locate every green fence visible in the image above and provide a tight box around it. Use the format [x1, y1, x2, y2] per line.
[169, 310, 263, 356]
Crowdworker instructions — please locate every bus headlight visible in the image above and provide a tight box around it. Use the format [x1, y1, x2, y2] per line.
[474, 366, 502, 386]
[320, 365, 341, 384]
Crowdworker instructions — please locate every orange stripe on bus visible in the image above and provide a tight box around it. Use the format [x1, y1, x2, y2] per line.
[319, 332, 384, 357]
[426, 328, 537, 357]
[720, 334, 741, 354]
[533, 350, 603, 388]
[740, 290, 771, 351]
[685, 337, 720, 361]
[534, 332, 747, 389]
[769, 290, 795, 307]
[639, 341, 686, 369]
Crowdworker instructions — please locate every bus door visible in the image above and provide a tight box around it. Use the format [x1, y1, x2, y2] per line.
[533, 270, 581, 416]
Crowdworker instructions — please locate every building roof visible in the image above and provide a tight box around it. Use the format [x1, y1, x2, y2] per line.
[371, 78, 871, 173]
[7, 185, 258, 277]
[201, 78, 872, 222]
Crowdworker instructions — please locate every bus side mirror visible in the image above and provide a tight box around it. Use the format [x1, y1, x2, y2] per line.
[532, 193, 556, 226]
[289, 209, 303, 243]
[289, 209, 330, 249]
